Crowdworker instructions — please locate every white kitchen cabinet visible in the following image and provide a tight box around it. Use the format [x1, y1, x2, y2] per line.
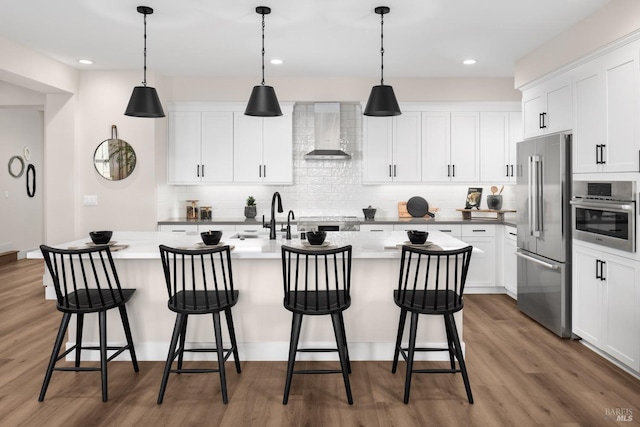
[233, 106, 293, 184]
[503, 226, 517, 298]
[393, 224, 429, 232]
[573, 44, 640, 173]
[479, 111, 522, 183]
[573, 243, 640, 371]
[421, 112, 479, 182]
[158, 224, 199, 234]
[362, 224, 394, 232]
[362, 112, 422, 183]
[461, 224, 496, 289]
[522, 76, 572, 139]
[427, 224, 461, 238]
[167, 111, 234, 184]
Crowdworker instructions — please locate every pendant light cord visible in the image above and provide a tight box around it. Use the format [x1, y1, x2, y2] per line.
[379, 12, 385, 85]
[142, 12, 148, 87]
[261, 11, 266, 86]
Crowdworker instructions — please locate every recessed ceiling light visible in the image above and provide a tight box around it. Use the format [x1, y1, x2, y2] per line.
[78, 59, 94, 65]
[463, 59, 477, 65]
[270, 59, 283, 65]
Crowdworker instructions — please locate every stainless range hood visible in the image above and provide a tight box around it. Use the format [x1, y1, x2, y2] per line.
[305, 102, 351, 160]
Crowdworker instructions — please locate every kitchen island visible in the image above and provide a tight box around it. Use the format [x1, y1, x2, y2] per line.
[28, 230, 475, 362]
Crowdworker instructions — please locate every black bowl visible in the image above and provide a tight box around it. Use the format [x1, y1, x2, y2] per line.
[89, 230, 113, 245]
[306, 231, 327, 245]
[407, 230, 428, 245]
[201, 230, 223, 245]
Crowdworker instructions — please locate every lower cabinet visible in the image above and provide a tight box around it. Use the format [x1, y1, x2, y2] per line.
[573, 243, 640, 371]
[503, 226, 517, 298]
[461, 224, 496, 290]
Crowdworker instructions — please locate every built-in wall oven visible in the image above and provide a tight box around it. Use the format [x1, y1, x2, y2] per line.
[570, 181, 636, 252]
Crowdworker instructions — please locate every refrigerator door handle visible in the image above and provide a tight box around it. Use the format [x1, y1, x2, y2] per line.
[529, 155, 542, 237]
[516, 250, 559, 270]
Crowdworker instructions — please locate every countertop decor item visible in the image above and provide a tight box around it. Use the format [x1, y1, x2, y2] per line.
[186, 200, 199, 220]
[124, 6, 165, 118]
[465, 187, 483, 209]
[306, 230, 327, 245]
[244, 6, 282, 117]
[89, 231, 113, 245]
[363, 205, 377, 220]
[407, 230, 428, 244]
[486, 195, 503, 210]
[406, 196, 435, 218]
[245, 196, 257, 219]
[363, 6, 401, 117]
[200, 230, 223, 245]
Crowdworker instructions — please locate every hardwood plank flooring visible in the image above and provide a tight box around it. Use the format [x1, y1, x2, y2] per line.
[1, 259, 638, 426]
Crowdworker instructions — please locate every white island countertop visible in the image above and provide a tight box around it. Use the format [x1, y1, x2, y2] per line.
[27, 230, 475, 260]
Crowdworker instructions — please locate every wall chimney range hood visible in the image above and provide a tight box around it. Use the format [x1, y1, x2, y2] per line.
[304, 102, 351, 160]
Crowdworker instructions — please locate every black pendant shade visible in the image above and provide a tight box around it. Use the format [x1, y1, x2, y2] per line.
[125, 6, 165, 118]
[364, 6, 401, 117]
[245, 6, 282, 117]
[364, 85, 401, 116]
[245, 85, 282, 117]
[125, 86, 165, 118]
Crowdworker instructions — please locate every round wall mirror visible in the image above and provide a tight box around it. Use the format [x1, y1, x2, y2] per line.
[93, 127, 136, 181]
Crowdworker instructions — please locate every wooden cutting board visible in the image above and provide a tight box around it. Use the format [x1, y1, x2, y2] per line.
[398, 202, 438, 218]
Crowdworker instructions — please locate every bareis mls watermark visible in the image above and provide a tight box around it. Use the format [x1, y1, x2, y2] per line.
[605, 408, 633, 422]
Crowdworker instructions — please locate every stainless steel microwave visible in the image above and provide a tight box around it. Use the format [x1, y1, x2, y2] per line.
[570, 181, 636, 252]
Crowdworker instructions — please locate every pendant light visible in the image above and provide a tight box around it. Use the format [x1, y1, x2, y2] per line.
[245, 6, 282, 117]
[364, 6, 401, 117]
[125, 6, 165, 118]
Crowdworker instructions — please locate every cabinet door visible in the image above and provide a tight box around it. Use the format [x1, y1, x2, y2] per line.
[572, 246, 602, 346]
[363, 117, 393, 183]
[263, 113, 293, 184]
[545, 79, 572, 134]
[393, 112, 422, 182]
[233, 113, 264, 183]
[168, 112, 202, 184]
[450, 112, 480, 182]
[421, 112, 451, 182]
[573, 62, 604, 174]
[602, 48, 640, 173]
[503, 227, 517, 297]
[463, 235, 495, 288]
[507, 112, 522, 182]
[522, 89, 545, 139]
[603, 256, 639, 370]
[479, 112, 509, 182]
[201, 112, 234, 183]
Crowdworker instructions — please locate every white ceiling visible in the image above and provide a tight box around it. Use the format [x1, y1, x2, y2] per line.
[0, 0, 612, 80]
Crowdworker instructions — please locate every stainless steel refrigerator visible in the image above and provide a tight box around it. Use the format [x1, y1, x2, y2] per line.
[515, 133, 572, 338]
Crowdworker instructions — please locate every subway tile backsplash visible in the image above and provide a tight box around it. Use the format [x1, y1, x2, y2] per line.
[157, 102, 515, 221]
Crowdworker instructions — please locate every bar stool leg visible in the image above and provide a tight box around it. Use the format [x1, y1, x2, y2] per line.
[98, 310, 108, 402]
[225, 308, 242, 373]
[75, 313, 84, 368]
[212, 311, 228, 404]
[403, 312, 419, 404]
[118, 305, 139, 372]
[177, 315, 188, 372]
[337, 313, 351, 374]
[283, 312, 303, 405]
[331, 313, 353, 404]
[39, 313, 71, 402]
[445, 313, 473, 404]
[444, 315, 456, 371]
[392, 308, 408, 373]
[158, 313, 185, 404]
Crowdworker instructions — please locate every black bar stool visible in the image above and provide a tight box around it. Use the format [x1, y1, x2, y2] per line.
[281, 244, 353, 405]
[157, 245, 241, 404]
[38, 244, 139, 402]
[391, 245, 474, 404]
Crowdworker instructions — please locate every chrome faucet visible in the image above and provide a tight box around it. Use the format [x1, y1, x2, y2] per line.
[263, 191, 283, 239]
[286, 210, 295, 240]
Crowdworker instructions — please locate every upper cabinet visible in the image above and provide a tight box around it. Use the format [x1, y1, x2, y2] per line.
[422, 112, 480, 182]
[522, 76, 572, 139]
[233, 107, 293, 184]
[573, 43, 640, 173]
[362, 112, 422, 183]
[167, 110, 234, 184]
[479, 111, 522, 183]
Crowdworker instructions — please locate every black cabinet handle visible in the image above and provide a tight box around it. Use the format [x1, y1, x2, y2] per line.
[447, 165, 451, 177]
[201, 164, 205, 177]
[263, 164, 266, 177]
[595, 259, 601, 279]
[197, 165, 200, 177]
[389, 165, 392, 177]
[600, 145, 605, 164]
[539, 112, 547, 129]
[508, 232, 516, 236]
[600, 260, 606, 281]
[506, 164, 509, 177]
[452, 165, 455, 177]
[394, 165, 397, 177]
[510, 164, 514, 177]
[472, 229, 486, 233]
[539, 113, 543, 129]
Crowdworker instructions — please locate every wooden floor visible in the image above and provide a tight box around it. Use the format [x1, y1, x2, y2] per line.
[1, 259, 639, 426]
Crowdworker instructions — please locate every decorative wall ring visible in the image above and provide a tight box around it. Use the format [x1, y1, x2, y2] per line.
[8, 155, 25, 178]
[26, 164, 36, 197]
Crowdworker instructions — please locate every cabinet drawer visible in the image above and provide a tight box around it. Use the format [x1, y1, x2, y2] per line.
[428, 224, 461, 238]
[158, 224, 198, 234]
[363, 224, 394, 232]
[461, 224, 495, 237]
[504, 226, 517, 241]
[393, 224, 428, 232]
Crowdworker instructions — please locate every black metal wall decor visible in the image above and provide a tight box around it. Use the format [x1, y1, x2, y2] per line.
[26, 164, 36, 197]
[8, 155, 25, 178]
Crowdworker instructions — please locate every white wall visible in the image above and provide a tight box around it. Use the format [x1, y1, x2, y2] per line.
[0, 109, 44, 257]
